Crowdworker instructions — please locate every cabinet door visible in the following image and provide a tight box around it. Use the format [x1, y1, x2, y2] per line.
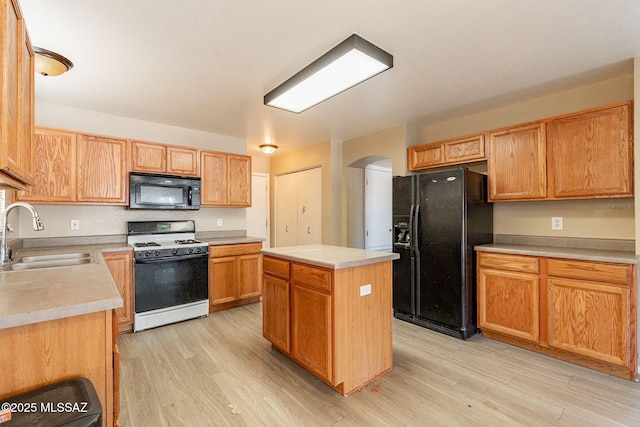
[103, 252, 134, 334]
[16, 128, 76, 202]
[547, 102, 632, 199]
[167, 146, 198, 176]
[131, 140, 166, 173]
[76, 134, 128, 204]
[16, 18, 34, 184]
[443, 134, 485, 164]
[262, 274, 290, 353]
[488, 123, 546, 201]
[297, 167, 321, 245]
[477, 267, 539, 342]
[227, 154, 251, 206]
[408, 143, 444, 170]
[200, 150, 227, 206]
[237, 253, 262, 299]
[209, 256, 237, 305]
[291, 284, 332, 382]
[547, 277, 631, 367]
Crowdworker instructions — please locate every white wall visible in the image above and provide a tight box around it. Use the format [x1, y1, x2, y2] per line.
[14, 102, 249, 239]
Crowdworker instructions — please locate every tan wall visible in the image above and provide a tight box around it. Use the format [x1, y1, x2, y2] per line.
[343, 125, 407, 175]
[269, 140, 340, 245]
[414, 73, 635, 240]
[251, 155, 271, 174]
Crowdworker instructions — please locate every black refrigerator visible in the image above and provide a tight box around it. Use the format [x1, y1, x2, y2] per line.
[392, 168, 493, 339]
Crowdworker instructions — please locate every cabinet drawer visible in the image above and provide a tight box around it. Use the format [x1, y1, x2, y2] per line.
[292, 263, 332, 293]
[478, 252, 539, 274]
[546, 258, 633, 285]
[263, 256, 290, 279]
[208, 242, 262, 258]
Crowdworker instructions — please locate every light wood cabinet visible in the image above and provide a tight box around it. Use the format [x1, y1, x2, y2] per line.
[488, 123, 547, 201]
[103, 251, 134, 334]
[262, 255, 393, 396]
[77, 134, 128, 204]
[208, 243, 262, 311]
[200, 150, 251, 207]
[0, 0, 34, 189]
[16, 128, 76, 202]
[131, 140, 198, 176]
[477, 253, 539, 342]
[17, 128, 128, 205]
[408, 134, 485, 171]
[477, 251, 637, 380]
[547, 102, 633, 199]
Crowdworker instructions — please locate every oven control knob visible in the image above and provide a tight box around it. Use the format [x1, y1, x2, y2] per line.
[188, 248, 193, 254]
[195, 247, 201, 253]
[144, 251, 152, 257]
[171, 248, 178, 255]
[154, 250, 160, 257]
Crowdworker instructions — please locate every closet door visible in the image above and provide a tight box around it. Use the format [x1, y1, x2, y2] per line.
[275, 172, 298, 247]
[297, 167, 321, 245]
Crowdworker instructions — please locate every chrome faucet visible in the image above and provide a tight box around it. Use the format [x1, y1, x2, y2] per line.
[1, 202, 45, 266]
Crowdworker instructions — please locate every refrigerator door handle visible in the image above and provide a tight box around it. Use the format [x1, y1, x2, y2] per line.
[409, 204, 416, 253]
[412, 204, 420, 257]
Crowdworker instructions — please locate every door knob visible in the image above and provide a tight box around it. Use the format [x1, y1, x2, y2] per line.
[308, 227, 311, 234]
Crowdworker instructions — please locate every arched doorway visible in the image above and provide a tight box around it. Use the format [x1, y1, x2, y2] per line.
[346, 155, 392, 251]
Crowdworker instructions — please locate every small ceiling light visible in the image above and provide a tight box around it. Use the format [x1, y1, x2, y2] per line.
[260, 144, 278, 155]
[33, 47, 73, 76]
[264, 34, 393, 113]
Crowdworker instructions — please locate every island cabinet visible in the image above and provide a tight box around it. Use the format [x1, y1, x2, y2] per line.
[0, 0, 35, 190]
[477, 251, 637, 380]
[103, 251, 134, 334]
[408, 133, 485, 171]
[261, 246, 396, 396]
[208, 243, 262, 311]
[131, 140, 198, 176]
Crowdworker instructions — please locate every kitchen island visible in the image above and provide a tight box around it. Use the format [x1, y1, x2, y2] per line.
[261, 244, 399, 396]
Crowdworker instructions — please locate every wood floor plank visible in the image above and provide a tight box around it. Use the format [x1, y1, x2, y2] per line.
[118, 302, 640, 426]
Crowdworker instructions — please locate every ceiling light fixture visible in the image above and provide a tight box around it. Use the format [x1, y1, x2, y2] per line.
[259, 144, 278, 155]
[33, 47, 73, 76]
[264, 34, 393, 113]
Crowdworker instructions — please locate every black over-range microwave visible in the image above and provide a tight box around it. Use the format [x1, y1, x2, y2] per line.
[129, 172, 201, 210]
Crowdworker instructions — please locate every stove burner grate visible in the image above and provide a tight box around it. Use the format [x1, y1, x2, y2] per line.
[175, 239, 202, 245]
[133, 242, 161, 247]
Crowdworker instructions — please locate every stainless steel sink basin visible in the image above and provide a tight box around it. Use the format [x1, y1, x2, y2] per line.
[0, 252, 97, 271]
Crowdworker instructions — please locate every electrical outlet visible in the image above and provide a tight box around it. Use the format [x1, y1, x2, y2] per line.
[551, 216, 563, 231]
[70, 219, 80, 230]
[216, 218, 223, 227]
[360, 284, 372, 296]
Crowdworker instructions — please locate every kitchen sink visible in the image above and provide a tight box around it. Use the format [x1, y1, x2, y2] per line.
[0, 252, 97, 271]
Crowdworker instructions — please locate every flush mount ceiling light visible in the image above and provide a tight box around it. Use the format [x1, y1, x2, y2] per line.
[259, 144, 278, 155]
[264, 34, 393, 113]
[33, 47, 73, 76]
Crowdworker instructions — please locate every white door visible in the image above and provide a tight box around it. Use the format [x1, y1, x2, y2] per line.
[364, 165, 392, 251]
[297, 167, 322, 245]
[247, 173, 269, 248]
[275, 172, 298, 247]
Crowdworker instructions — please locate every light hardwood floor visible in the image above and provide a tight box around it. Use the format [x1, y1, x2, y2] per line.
[118, 303, 640, 426]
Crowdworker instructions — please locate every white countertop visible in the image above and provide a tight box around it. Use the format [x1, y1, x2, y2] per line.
[261, 244, 399, 269]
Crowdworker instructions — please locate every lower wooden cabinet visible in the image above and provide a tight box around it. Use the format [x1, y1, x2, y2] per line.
[103, 251, 134, 334]
[477, 251, 637, 380]
[262, 271, 290, 352]
[208, 243, 262, 311]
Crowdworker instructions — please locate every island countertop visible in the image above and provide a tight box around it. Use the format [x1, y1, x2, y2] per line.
[261, 244, 399, 269]
[0, 248, 123, 330]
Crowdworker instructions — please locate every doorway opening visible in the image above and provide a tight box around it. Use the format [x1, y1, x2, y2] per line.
[346, 156, 392, 251]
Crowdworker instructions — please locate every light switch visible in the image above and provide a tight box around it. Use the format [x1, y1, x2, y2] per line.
[360, 284, 372, 296]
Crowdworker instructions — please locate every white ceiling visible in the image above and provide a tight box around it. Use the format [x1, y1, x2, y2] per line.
[20, 0, 640, 157]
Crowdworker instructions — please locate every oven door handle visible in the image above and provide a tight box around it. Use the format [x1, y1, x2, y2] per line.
[134, 253, 208, 264]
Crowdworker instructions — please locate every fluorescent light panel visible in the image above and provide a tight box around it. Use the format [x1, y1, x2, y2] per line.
[264, 34, 393, 113]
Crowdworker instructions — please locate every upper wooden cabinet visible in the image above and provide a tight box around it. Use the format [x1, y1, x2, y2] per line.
[547, 102, 632, 199]
[488, 123, 546, 201]
[17, 128, 129, 205]
[131, 140, 198, 176]
[200, 150, 251, 207]
[408, 134, 485, 171]
[0, 0, 34, 189]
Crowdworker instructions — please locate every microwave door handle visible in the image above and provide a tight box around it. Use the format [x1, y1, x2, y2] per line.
[187, 186, 193, 205]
